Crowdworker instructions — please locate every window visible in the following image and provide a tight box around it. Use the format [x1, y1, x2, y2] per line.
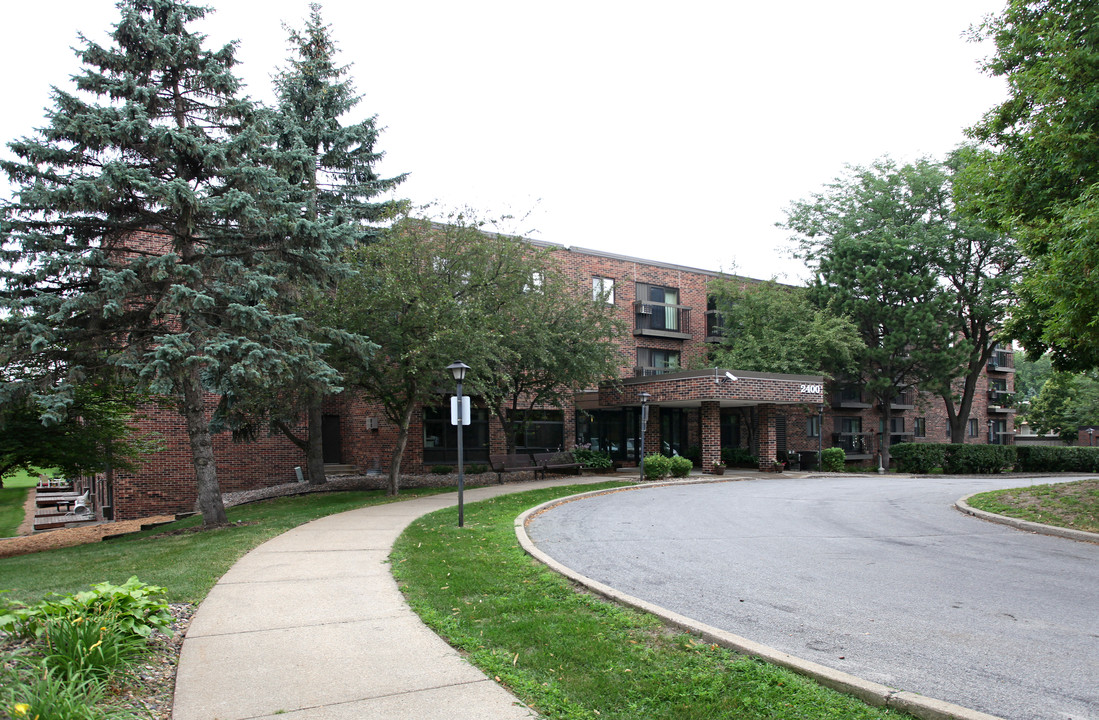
[423, 404, 489, 463]
[593, 276, 615, 304]
[914, 417, 926, 438]
[525, 271, 544, 293]
[637, 348, 680, 375]
[968, 418, 979, 437]
[511, 409, 564, 452]
[807, 415, 821, 438]
[636, 282, 681, 331]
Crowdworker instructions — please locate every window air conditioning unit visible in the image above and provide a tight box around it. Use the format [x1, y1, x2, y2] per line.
[638, 304, 653, 315]
[365, 417, 379, 430]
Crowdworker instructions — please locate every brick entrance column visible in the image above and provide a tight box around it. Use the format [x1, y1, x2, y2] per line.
[700, 401, 720, 470]
[757, 404, 777, 471]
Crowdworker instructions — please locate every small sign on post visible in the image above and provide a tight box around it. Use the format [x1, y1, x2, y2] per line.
[450, 395, 471, 426]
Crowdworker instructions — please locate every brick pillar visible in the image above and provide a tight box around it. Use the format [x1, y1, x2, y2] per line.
[757, 404, 777, 471]
[643, 406, 660, 456]
[701, 401, 721, 470]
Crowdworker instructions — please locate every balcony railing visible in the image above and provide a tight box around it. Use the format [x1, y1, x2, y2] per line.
[988, 351, 1014, 372]
[832, 387, 871, 408]
[634, 301, 691, 339]
[988, 389, 1015, 411]
[890, 391, 914, 409]
[634, 366, 674, 377]
[704, 310, 724, 343]
[832, 432, 874, 457]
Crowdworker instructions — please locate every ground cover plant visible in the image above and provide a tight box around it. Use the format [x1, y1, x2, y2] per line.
[391, 484, 911, 719]
[966, 479, 1099, 534]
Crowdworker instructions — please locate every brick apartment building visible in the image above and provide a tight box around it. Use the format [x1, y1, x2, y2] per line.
[106, 240, 1015, 520]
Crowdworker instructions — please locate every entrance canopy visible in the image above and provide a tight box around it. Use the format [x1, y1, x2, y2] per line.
[596, 368, 825, 409]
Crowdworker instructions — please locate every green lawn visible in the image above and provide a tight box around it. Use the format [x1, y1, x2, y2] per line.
[0, 487, 449, 605]
[392, 484, 911, 720]
[0, 468, 54, 538]
[966, 478, 1099, 533]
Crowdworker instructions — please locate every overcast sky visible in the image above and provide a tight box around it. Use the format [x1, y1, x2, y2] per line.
[1, 0, 1008, 282]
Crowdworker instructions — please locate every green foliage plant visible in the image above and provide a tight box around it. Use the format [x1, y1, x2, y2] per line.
[821, 447, 846, 472]
[571, 447, 613, 470]
[37, 612, 149, 682]
[1, 665, 136, 720]
[889, 443, 946, 474]
[722, 446, 757, 467]
[0, 577, 171, 641]
[1015, 446, 1099, 473]
[430, 465, 454, 475]
[941, 445, 1017, 475]
[669, 455, 693, 478]
[642, 453, 671, 480]
[465, 464, 489, 475]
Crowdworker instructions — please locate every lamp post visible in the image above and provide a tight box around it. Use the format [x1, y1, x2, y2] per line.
[638, 392, 651, 481]
[1089, 427, 1094, 447]
[817, 403, 824, 471]
[447, 362, 471, 527]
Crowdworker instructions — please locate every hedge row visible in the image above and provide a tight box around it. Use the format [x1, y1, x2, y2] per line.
[891, 442, 1099, 474]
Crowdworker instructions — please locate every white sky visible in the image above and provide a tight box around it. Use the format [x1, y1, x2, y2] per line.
[1, 0, 1007, 283]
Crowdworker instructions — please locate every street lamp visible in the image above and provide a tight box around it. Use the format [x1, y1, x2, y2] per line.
[1089, 427, 1094, 447]
[817, 403, 824, 471]
[638, 392, 651, 481]
[447, 361, 471, 527]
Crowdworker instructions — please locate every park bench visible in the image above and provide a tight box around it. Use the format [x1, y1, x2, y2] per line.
[489, 453, 541, 483]
[532, 451, 584, 477]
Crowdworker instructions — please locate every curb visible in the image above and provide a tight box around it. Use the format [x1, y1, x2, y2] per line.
[955, 494, 1099, 545]
[515, 484, 1005, 720]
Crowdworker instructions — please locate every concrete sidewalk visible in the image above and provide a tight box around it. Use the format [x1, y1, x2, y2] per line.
[172, 476, 615, 720]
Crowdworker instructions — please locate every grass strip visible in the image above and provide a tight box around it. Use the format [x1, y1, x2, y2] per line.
[0, 486, 31, 539]
[0, 487, 449, 605]
[966, 478, 1099, 533]
[391, 483, 910, 720]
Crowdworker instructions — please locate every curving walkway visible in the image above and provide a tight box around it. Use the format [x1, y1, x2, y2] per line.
[172, 477, 614, 720]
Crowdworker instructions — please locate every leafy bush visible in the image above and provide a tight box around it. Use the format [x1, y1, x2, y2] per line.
[39, 612, 148, 682]
[571, 447, 613, 470]
[682, 445, 702, 467]
[0, 666, 131, 720]
[1016, 445, 1099, 472]
[890, 443, 946, 474]
[721, 446, 757, 468]
[821, 447, 845, 472]
[465, 464, 488, 475]
[430, 465, 453, 475]
[669, 455, 693, 478]
[1, 577, 171, 641]
[942, 444, 1017, 474]
[642, 453, 671, 480]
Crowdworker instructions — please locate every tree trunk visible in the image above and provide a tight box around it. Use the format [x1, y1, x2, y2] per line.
[306, 397, 326, 485]
[879, 402, 893, 470]
[182, 367, 227, 527]
[387, 402, 415, 496]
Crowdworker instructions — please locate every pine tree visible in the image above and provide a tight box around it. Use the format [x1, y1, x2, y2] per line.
[260, 3, 407, 484]
[0, 0, 350, 526]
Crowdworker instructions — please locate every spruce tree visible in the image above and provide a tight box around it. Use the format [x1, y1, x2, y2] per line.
[0, 0, 350, 526]
[264, 2, 407, 484]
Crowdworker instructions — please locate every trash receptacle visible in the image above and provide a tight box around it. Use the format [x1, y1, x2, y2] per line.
[798, 451, 818, 471]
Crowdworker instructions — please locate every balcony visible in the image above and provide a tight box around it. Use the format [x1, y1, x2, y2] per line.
[832, 432, 874, 459]
[634, 366, 673, 377]
[704, 310, 724, 343]
[831, 387, 871, 409]
[634, 301, 692, 340]
[987, 351, 1014, 373]
[889, 391, 914, 410]
[988, 389, 1015, 412]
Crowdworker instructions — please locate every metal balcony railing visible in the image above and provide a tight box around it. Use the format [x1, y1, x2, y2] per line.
[634, 301, 691, 338]
[832, 432, 874, 456]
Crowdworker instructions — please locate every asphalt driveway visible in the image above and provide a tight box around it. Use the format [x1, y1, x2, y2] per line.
[526, 474, 1099, 720]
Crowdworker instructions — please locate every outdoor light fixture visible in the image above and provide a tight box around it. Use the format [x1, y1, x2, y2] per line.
[638, 392, 651, 481]
[447, 362, 471, 526]
[1089, 427, 1094, 447]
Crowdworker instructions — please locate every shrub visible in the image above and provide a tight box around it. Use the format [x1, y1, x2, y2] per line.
[39, 611, 148, 682]
[722, 446, 757, 468]
[891, 443, 946, 474]
[642, 453, 672, 480]
[0, 666, 128, 720]
[821, 447, 845, 472]
[942, 444, 1016, 474]
[1016, 445, 1099, 472]
[430, 465, 453, 475]
[571, 447, 613, 470]
[669, 455, 693, 478]
[465, 464, 488, 475]
[682, 445, 702, 467]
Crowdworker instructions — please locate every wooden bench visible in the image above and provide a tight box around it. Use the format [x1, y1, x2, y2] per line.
[489, 453, 540, 483]
[532, 451, 584, 477]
